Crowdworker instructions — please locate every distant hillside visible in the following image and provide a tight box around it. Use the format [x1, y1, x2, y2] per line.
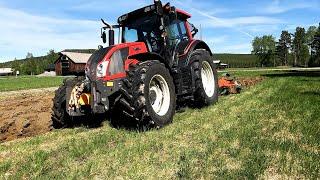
[63, 49, 96, 54]
[0, 53, 59, 75]
[0, 49, 96, 75]
[214, 54, 259, 68]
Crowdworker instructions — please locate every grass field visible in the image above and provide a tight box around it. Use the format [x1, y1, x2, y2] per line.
[0, 76, 65, 92]
[0, 70, 319, 179]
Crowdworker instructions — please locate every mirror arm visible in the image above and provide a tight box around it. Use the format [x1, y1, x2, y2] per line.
[101, 19, 113, 30]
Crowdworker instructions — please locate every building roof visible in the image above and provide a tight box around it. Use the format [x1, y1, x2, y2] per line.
[59, 52, 92, 64]
[0, 68, 13, 75]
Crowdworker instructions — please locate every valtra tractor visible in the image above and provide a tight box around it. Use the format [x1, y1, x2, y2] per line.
[52, 0, 219, 129]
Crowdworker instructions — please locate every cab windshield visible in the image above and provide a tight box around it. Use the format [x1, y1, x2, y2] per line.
[122, 15, 163, 53]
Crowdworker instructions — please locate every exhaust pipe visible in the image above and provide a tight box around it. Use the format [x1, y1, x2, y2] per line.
[100, 19, 115, 46]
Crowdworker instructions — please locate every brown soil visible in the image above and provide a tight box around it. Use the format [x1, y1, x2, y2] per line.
[0, 77, 264, 143]
[0, 88, 55, 143]
[238, 77, 264, 87]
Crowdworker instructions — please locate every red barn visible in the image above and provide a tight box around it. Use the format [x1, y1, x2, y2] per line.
[55, 52, 92, 76]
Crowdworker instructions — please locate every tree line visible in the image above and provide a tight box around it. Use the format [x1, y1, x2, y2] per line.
[214, 54, 259, 68]
[252, 23, 320, 67]
[0, 49, 97, 75]
[0, 50, 59, 75]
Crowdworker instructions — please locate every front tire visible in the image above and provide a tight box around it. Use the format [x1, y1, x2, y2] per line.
[112, 60, 176, 129]
[51, 77, 85, 128]
[190, 49, 219, 107]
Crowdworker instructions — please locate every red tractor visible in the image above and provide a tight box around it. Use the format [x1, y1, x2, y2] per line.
[52, 0, 219, 129]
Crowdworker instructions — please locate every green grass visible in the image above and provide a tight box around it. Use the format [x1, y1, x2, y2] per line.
[0, 70, 319, 179]
[0, 76, 65, 92]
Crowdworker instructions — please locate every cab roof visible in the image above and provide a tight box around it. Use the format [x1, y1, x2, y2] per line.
[118, 4, 191, 25]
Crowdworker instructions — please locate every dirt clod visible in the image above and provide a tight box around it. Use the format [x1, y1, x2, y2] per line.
[23, 120, 31, 128]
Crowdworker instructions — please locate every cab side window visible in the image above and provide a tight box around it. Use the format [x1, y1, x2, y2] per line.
[167, 20, 189, 46]
[124, 28, 138, 43]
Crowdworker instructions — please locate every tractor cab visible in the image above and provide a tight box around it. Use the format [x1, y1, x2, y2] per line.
[100, 2, 197, 61]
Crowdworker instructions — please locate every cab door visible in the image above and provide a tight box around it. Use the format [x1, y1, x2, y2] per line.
[166, 19, 191, 58]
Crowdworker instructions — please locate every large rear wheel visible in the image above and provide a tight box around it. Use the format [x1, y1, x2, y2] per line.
[111, 60, 176, 129]
[190, 49, 219, 107]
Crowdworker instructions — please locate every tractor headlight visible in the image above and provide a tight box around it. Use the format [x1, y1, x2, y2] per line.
[96, 61, 109, 78]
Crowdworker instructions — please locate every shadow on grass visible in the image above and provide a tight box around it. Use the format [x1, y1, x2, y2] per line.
[107, 100, 204, 132]
[66, 113, 107, 129]
[300, 91, 320, 96]
[262, 70, 320, 78]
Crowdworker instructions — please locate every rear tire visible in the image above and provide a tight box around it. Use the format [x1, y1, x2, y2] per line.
[112, 60, 176, 129]
[51, 76, 85, 128]
[190, 49, 219, 107]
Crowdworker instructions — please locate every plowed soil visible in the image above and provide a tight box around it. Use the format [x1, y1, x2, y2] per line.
[0, 88, 55, 142]
[238, 77, 264, 87]
[0, 77, 263, 143]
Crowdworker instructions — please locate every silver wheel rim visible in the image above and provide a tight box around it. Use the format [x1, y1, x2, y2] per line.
[149, 74, 170, 116]
[201, 61, 215, 97]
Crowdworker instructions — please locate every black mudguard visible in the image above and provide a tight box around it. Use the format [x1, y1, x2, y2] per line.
[178, 40, 213, 67]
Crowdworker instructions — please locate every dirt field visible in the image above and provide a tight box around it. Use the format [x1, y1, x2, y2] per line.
[0, 88, 56, 142]
[0, 77, 263, 143]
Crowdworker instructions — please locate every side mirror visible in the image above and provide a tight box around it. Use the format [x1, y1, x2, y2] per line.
[101, 31, 107, 44]
[189, 23, 198, 37]
[192, 28, 198, 37]
[109, 29, 115, 46]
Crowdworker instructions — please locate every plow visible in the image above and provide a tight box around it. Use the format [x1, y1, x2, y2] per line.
[218, 73, 242, 95]
[52, 0, 219, 129]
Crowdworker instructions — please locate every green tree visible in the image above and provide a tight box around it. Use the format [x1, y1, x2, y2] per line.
[292, 27, 309, 66]
[276, 31, 291, 66]
[310, 24, 320, 66]
[306, 26, 317, 46]
[252, 35, 276, 67]
[301, 45, 310, 67]
[11, 58, 20, 73]
[46, 49, 58, 63]
[26, 52, 34, 59]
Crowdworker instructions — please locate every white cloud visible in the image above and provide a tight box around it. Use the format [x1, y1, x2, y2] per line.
[204, 35, 229, 44]
[245, 25, 280, 34]
[284, 23, 319, 31]
[175, 0, 282, 38]
[70, 0, 149, 15]
[170, 0, 229, 15]
[199, 16, 282, 28]
[221, 43, 251, 54]
[264, 0, 318, 14]
[0, 6, 102, 61]
[193, 12, 282, 39]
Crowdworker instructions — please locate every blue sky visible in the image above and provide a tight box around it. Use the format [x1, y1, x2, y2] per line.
[0, 0, 319, 62]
